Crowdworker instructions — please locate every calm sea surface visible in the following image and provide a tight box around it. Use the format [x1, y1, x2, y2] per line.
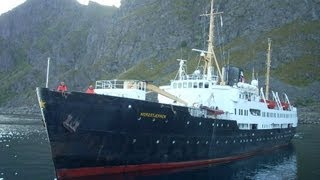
[0, 114, 319, 180]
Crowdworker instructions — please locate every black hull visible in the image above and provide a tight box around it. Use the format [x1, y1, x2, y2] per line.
[36, 88, 296, 178]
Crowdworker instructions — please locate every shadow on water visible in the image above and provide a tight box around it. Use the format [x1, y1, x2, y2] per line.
[69, 145, 296, 180]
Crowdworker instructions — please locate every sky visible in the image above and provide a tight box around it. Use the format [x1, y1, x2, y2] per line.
[0, 0, 121, 15]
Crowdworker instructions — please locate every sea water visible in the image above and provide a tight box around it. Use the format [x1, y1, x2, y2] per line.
[0, 114, 319, 180]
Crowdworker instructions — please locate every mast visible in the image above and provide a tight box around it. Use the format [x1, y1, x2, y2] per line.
[265, 38, 272, 100]
[201, 0, 224, 83]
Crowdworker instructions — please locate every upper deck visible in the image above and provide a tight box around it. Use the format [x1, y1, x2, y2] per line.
[95, 80, 147, 100]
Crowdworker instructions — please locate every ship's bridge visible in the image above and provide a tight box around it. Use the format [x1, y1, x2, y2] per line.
[158, 78, 238, 109]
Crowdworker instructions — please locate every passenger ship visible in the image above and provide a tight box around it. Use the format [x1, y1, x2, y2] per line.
[36, 1, 297, 179]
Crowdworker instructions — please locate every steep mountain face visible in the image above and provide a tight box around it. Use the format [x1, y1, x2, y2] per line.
[0, 0, 117, 108]
[0, 0, 319, 111]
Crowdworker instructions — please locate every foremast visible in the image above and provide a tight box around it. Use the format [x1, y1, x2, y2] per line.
[201, 0, 224, 84]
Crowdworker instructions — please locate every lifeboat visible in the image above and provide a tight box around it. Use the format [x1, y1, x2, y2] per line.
[200, 106, 224, 115]
[260, 99, 276, 109]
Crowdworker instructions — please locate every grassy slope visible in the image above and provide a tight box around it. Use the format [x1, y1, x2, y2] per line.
[272, 21, 320, 86]
[226, 20, 320, 87]
[117, 20, 320, 87]
[117, 48, 200, 85]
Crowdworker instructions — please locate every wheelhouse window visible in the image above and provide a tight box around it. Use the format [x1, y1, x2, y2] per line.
[173, 83, 177, 88]
[183, 82, 187, 88]
[193, 82, 198, 88]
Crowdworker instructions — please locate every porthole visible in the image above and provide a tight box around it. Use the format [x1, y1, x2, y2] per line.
[128, 105, 132, 108]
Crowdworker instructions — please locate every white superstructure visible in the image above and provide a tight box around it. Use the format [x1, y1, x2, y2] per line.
[157, 58, 298, 130]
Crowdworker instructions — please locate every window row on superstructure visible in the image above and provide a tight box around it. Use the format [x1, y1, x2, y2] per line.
[261, 112, 296, 118]
[172, 81, 210, 89]
[239, 92, 257, 101]
[234, 108, 296, 119]
[239, 123, 293, 130]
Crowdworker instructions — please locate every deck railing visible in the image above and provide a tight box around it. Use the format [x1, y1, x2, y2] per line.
[95, 80, 146, 91]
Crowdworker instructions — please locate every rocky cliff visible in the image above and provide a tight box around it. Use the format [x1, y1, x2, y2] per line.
[0, 0, 319, 113]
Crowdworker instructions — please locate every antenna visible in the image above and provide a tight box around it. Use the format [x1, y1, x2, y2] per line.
[177, 59, 187, 80]
[252, 67, 255, 80]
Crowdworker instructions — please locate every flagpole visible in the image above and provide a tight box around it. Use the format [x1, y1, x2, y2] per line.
[46, 57, 50, 88]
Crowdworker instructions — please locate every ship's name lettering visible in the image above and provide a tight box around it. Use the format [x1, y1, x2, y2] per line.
[140, 112, 166, 119]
